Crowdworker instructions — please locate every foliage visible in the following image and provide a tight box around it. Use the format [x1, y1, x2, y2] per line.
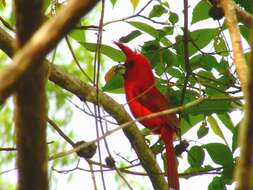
[102, 0, 245, 189]
[0, 0, 249, 189]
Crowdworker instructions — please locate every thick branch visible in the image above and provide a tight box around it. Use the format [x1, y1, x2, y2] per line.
[235, 6, 253, 28]
[219, 0, 247, 94]
[0, 26, 168, 190]
[0, 0, 99, 105]
[219, 1, 251, 189]
[234, 27, 253, 190]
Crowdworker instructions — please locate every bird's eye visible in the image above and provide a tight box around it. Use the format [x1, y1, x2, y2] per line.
[126, 60, 134, 69]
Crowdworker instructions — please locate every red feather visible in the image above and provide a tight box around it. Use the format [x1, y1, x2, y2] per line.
[115, 42, 180, 190]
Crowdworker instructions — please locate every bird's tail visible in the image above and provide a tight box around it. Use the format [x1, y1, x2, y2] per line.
[160, 128, 179, 190]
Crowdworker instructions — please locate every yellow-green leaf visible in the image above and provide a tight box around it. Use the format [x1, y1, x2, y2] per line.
[1, 0, 6, 7]
[208, 115, 228, 145]
[130, 0, 139, 10]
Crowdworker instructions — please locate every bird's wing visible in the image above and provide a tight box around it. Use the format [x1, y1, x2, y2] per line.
[134, 86, 179, 130]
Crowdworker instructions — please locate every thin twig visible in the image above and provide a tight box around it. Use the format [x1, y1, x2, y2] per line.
[47, 117, 75, 146]
[0, 168, 17, 175]
[0, 147, 16, 151]
[103, 0, 153, 26]
[181, 0, 191, 106]
[0, 16, 14, 31]
[65, 36, 93, 82]
[87, 160, 98, 190]
[138, 15, 169, 25]
[93, 0, 107, 189]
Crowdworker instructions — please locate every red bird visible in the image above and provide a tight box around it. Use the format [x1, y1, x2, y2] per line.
[115, 42, 180, 190]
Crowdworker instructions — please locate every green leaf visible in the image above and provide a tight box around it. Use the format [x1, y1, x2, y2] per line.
[102, 74, 124, 93]
[203, 143, 233, 166]
[232, 122, 240, 152]
[149, 4, 167, 18]
[180, 114, 205, 134]
[127, 21, 159, 38]
[197, 124, 209, 139]
[216, 58, 229, 74]
[151, 141, 164, 155]
[174, 35, 185, 67]
[208, 115, 228, 145]
[162, 26, 174, 35]
[110, 0, 117, 6]
[142, 40, 176, 69]
[214, 36, 229, 56]
[208, 176, 226, 190]
[80, 42, 125, 62]
[44, 0, 51, 11]
[192, 0, 211, 24]
[216, 113, 235, 133]
[140, 128, 151, 136]
[127, 22, 172, 46]
[188, 146, 205, 167]
[189, 28, 218, 56]
[239, 25, 250, 43]
[190, 54, 218, 71]
[197, 70, 215, 81]
[216, 74, 236, 91]
[119, 30, 142, 43]
[169, 12, 179, 25]
[166, 67, 184, 78]
[130, 0, 139, 10]
[69, 29, 86, 43]
[221, 164, 234, 185]
[184, 99, 233, 115]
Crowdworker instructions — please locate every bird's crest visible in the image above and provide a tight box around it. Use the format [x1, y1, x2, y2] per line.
[114, 41, 137, 62]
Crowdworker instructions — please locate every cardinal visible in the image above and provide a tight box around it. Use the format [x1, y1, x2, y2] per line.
[114, 42, 180, 190]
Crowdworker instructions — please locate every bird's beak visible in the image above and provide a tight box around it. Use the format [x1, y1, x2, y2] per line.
[115, 63, 126, 76]
[104, 63, 126, 82]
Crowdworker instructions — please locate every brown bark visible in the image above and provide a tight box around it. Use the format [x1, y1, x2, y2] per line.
[219, 0, 250, 189]
[14, 1, 48, 190]
[236, 29, 253, 190]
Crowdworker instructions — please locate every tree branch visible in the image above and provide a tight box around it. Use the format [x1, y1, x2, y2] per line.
[235, 6, 253, 28]
[103, 0, 153, 26]
[219, 0, 247, 94]
[234, 23, 253, 190]
[219, 1, 251, 189]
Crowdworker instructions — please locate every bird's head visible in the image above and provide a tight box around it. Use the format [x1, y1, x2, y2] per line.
[114, 41, 151, 72]
[114, 42, 136, 62]
[114, 41, 154, 84]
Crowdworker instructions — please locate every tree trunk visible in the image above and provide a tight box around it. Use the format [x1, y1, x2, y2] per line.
[14, 1, 48, 190]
